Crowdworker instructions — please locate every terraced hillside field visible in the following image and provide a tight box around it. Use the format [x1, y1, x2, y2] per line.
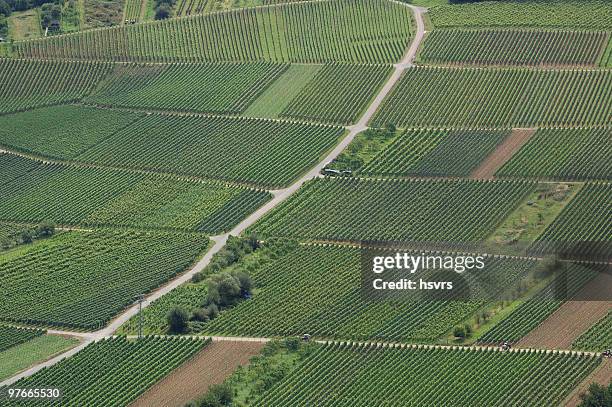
[0, 59, 112, 114]
[3, 337, 209, 405]
[86, 62, 288, 114]
[371, 67, 612, 128]
[360, 129, 508, 177]
[0, 156, 270, 233]
[279, 64, 392, 125]
[0, 229, 209, 329]
[253, 343, 601, 406]
[11, 0, 413, 63]
[418, 29, 609, 67]
[0, 105, 142, 159]
[251, 178, 535, 243]
[75, 114, 344, 188]
[429, 0, 612, 30]
[200, 244, 537, 342]
[496, 128, 612, 181]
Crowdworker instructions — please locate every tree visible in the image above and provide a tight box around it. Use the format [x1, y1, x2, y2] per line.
[20, 230, 33, 244]
[0, 0, 10, 17]
[578, 382, 612, 407]
[154, 3, 170, 19]
[35, 222, 55, 237]
[453, 325, 466, 339]
[167, 307, 189, 334]
[198, 383, 233, 407]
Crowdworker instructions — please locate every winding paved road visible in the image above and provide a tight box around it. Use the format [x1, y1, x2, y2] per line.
[0, 4, 426, 387]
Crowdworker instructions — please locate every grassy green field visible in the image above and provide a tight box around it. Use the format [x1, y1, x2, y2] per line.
[0, 334, 79, 381]
[244, 64, 322, 118]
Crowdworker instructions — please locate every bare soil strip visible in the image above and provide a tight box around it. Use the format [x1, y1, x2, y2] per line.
[516, 273, 612, 350]
[130, 340, 264, 407]
[471, 128, 536, 179]
[563, 358, 612, 407]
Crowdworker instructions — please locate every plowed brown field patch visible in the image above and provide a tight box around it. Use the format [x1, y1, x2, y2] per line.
[130, 340, 264, 407]
[471, 128, 536, 179]
[516, 273, 612, 350]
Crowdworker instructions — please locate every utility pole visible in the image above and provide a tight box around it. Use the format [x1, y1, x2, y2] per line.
[136, 294, 145, 339]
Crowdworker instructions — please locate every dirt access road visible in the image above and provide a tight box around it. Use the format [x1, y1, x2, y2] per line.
[0, 3, 427, 388]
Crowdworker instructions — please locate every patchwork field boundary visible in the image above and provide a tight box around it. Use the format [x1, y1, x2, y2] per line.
[0, 2, 427, 388]
[471, 128, 537, 179]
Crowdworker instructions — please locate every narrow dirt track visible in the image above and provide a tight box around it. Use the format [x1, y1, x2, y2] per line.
[563, 358, 612, 407]
[471, 128, 536, 179]
[0, 3, 427, 388]
[516, 273, 612, 350]
[130, 340, 264, 407]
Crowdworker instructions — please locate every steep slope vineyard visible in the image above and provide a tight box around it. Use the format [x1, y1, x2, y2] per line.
[419, 29, 608, 67]
[3, 337, 210, 405]
[86, 62, 288, 114]
[0, 230, 209, 329]
[279, 64, 392, 125]
[360, 129, 508, 177]
[10, 0, 413, 64]
[251, 178, 535, 243]
[253, 342, 600, 406]
[496, 128, 612, 181]
[0, 157, 271, 233]
[76, 114, 344, 188]
[0, 59, 112, 114]
[371, 67, 612, 128]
